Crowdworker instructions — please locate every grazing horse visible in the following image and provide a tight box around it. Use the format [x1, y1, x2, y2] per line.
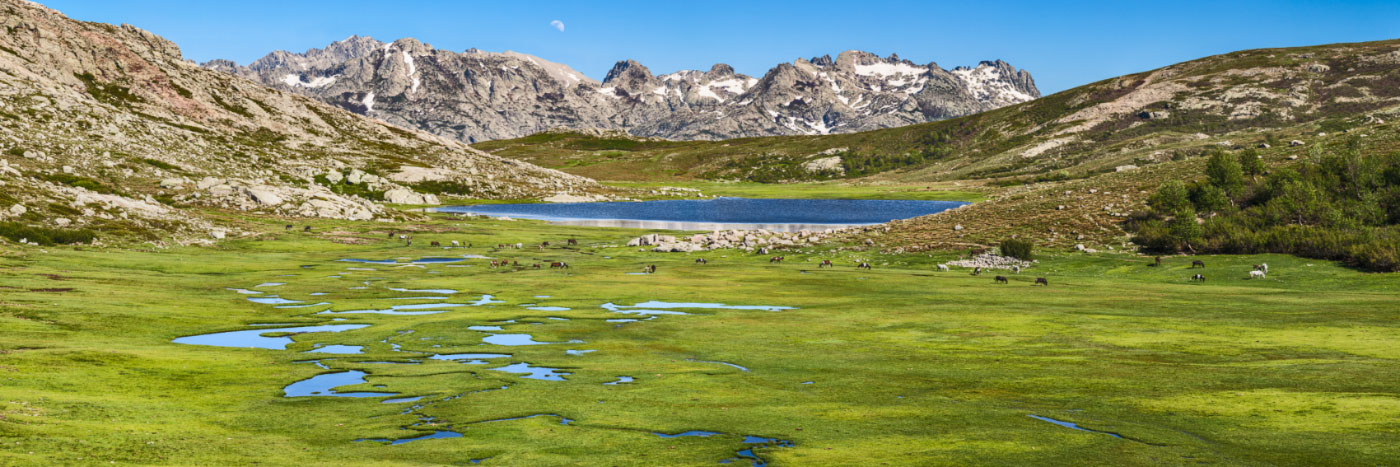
[284, 224, 293, 231]
[532, 263, 541, 269]
[567, 239, 578, 246]
[770, 256, 785, 264]
[819, 260, 833, 268]
[303, 226, 312, 232]
[695, 258, 707, 265]
[550, 262, 569, 269]
[430, 241, 441, 247]
[1191, 274, 1205, 282]
[937, 264, 949, 272]
[856, 262, 872, 270]
[1254, 263, 1268, 274]
[643, 265, 656, 274]
[1034, 277, 1049, 286]
[1011, 265, 1021, 274]
[994, 275, 1009, 284]
[1249, 270, 1265, 279]
[970, 248, 987, 256]
[515, 243, 524, 249]
[496, 243, 505, 249]
[1154, 256, 1162, 267]
[542, 241, 550, 247]
[757, 247, 770, 255]
[1192, 260, 1206, 269]
[971, 267, 982, 276]
[388, 232, 396, 239]
[489, 261, 500, 269]
[513, 261, 519, 267]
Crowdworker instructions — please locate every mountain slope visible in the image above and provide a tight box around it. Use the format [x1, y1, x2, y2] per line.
[0, 0, 596, 244]
[205, 37, 1039, 142]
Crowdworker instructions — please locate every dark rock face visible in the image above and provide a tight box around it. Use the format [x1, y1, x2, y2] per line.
[206, 38, 1040, 142]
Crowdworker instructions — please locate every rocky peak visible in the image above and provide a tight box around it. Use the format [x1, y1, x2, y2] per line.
[603, 59, 654, 85]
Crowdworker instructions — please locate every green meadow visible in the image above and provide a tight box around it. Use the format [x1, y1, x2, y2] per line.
[1, 212, 1397, 466]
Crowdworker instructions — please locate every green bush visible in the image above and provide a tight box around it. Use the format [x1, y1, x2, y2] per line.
[999, 238, 1034, 260]
[0, 222, 96, 245]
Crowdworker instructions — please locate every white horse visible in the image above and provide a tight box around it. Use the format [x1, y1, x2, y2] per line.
[1249, 270, 1266, 279]
[937, 264, 950, 272]
[1259, 263, 1268, 274]
[1011, 265, 1021, 274]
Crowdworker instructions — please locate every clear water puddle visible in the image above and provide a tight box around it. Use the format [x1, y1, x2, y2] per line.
[490, 363, 571, 381]
[283, 370, 398, 398]
[389, 287, 458, 294]
[247, 296, 302, 305]
[1027, 415, 1123, 439]
[604, 376, 634, 385]
[276, 302, 331, 309]
[481, 333, 560, 346]
[565, 349, 595, 356]
[227, 288, 263, 295]
[468, 325, 503, 331]
[687, 359, 750, 372]
[173, 324, 369, 350]
[381, 396, 424, 404]
[319, 303, 467, 316]
[255, 282, 286, 288]
[429, 353, 511, 365]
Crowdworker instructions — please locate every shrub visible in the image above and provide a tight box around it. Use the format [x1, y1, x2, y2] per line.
[999, 238, 1034, 260]
[0, 222, 96, 245]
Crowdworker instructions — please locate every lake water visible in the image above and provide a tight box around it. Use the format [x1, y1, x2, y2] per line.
[436, 198, 967, 232]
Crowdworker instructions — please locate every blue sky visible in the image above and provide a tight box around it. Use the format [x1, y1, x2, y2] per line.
[40, 0, 1400, 94]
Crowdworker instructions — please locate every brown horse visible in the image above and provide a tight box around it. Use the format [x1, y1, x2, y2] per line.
[1154, 256, 1162, 267]
[550, 262, 569, 269]
[819, 260, 833, 268]
[770, 256, 785, 263]
[542, 241, 550, 247]
[1034, 277, 1049, 286]
[567, 239, 578, 246]
[532, 263, 541, 269]
[430, 241, 441, 247]
[1192, 260, 1205, 268]
[994, 275, 1009, 284]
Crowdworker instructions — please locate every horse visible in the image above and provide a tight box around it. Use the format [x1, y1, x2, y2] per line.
[514, 243, 523, 249]
[757, 247, 770, 255]
[1192, 260, 1205, 268]
[937, 264, 949, 272]
[450, 240, 461, 247]
[284, 225, 293, 231]
[512, 261, 519, 267]
[496, 243, 505, 249]
[1154, 256, 1162, 267]
[430, 241, 441, 247]
[489, 260, 500, 269]
[819, 260, 833, 268]
[567, 239, 578, 246]
[1249, 270, 1265, 279]
[971, 267, 982, 276]
[1254, 263, 1268, 274]
[644, 265, 656, 274]
[970, 248, 987, 256]
[303, 226, 312, 232]
[695, 258, 707, 265]
[994, 275, 1009, 284]
[532, 263, 541, 270]
[1191, 274, 1205, 282]
[388, 232, 397, 239]
[1011, 265, 1021, 274]
[856, 262, 872, 270]
[1034, 277, 1049, 286]
[550, 262, 569, 269]
[770, 256, 784, 263]
[542, 241, 550, 247]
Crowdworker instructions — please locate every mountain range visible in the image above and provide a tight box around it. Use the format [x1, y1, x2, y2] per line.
[203, 36, 1039, 142]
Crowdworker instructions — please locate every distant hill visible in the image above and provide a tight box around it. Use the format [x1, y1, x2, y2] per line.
[205, 37, 1038, 142]
[0, 0, 595, 244]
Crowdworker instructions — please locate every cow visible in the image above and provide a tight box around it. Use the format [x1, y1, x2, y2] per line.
[1034, 277, 1049, 286]
[1192, 260, 1206, 268]
[994, 275, 1009, 284]
[695, 258, 707, 265]
[819, 260, 834, 268]
[937, 264, 949, 272]
[1249, 270, 1266, 279]
[1191, 274, 1205, 282]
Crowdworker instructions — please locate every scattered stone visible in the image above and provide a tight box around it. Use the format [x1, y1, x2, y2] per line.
[1290, 140, 1304, 147]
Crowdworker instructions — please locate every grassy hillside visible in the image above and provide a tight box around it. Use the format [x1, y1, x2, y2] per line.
[479, 39, 1400, 185]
